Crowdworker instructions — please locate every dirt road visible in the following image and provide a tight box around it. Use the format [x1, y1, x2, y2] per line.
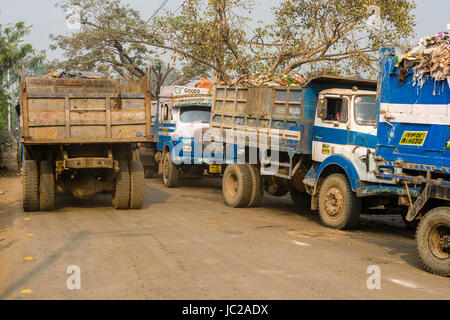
[0, 165, 449, 299]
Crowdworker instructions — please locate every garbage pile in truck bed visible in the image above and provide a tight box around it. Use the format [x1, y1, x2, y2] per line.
[43, 70, 107, 79]
[230, 72, 307, 87]
[396, 27, 450, 86]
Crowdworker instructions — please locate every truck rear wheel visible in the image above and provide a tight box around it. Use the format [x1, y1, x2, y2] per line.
[246, 164, 263, 207]
[416, 207, 449, 276]
[23, 160, 39, 212]
[318, 173, 361, 230]
[222, 164, 252, 208]
[113, 161, 130, 210]
[39, 161, 55, 211]
[162, 152, 179, 188]
[130, 161, 145, 209]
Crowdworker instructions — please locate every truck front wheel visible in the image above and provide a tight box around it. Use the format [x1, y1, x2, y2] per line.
[23, 160, 39, 212]
[162, 152, 180, 188]
[318, 173, 361, 230]
[416, 207, 449, 276]
[113, 161, 130, 210]
[222, 164, 252, 208]
[39, 161, 55, 211]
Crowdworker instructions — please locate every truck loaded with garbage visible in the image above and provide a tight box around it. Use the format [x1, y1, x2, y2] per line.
[19, 70, 152, 211]
[374, 31, 449, 276]
[202, 30, 449, 276]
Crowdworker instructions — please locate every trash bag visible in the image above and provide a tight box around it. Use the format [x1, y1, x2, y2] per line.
[396, 27, 450, 86]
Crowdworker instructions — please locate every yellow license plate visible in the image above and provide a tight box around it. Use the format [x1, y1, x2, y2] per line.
[209, 165, 222, 174]
[399, 131, 428, 146]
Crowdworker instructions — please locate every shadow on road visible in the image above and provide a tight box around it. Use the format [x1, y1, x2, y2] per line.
[258, 193, 421, 271]
[48, 184, 171, 211]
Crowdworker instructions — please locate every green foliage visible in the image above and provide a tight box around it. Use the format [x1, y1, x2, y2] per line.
[52, 0, 417, 83]
[263, 0, 416, 77]
[0, 20, 46, 145]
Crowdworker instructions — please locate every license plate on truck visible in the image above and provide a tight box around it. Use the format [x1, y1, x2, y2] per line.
[208, 165, 222, 174]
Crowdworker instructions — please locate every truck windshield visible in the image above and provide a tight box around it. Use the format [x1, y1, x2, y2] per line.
[354, 96, 376, 126]
[179, 105, 211, 124]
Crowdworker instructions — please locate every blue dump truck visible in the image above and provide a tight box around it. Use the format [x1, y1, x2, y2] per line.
[136, 85, 214, 187]
[208, 48, 449, 276]
[208, 76, 400, 228]
[375, 48, 449, 276]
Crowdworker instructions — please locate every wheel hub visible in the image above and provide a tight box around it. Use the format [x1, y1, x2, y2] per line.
[439, 235, 450, 251]
[429, 225, 449, 259]
[324, 187, 344, 217]
[226, 174, 238, 198]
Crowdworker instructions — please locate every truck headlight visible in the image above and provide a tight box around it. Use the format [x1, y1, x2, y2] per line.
[182, 145, 192, 153]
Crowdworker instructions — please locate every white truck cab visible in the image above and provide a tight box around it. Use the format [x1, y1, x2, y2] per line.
[312, 89, 380, 183]
[155, 85, 213, 187]
[306, 87, 395, 229]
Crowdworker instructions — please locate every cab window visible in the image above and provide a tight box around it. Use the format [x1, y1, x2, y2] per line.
[179, 105, 211, 124]
[161, 103, 172, 121]
[354, 96, 376, 126]
[321, 97, 348, 123]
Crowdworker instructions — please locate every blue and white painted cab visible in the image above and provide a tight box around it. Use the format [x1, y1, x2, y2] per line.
[308, 87, 391, 191]
[154, 86, 212, 164]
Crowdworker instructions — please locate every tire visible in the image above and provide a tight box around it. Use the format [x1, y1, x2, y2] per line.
[318, 173, 361, 230]
[415, 207, 449, 277]
[290, 187, 311, 208]
[162, 151, 180, 188]
[144, 166, 156, 179]
[112, 161, 130, 210]
[23, 160, 39, 212]
[130, 161, 145, 209]
[39, 161, 55, 211]
[246, 164, 263, 207]
[222, 164, 252, 208]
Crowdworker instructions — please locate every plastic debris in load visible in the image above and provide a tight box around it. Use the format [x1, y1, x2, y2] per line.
[43, 70, 107, 79]
[230, 72, 307, 87]
[195, 78, 214, 88]
[395, 26, 450, 87]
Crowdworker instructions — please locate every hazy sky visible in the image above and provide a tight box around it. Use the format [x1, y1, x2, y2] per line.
[1, 0, 449, 61]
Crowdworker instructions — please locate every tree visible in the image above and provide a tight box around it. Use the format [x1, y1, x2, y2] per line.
[148, 0, 255, 82]
[0, 20, 46, 146]
[262, 0, 416, 77]
[0, 21, 35, 83]
[52, 0, 416, 85]
[50, 0, 209, 97]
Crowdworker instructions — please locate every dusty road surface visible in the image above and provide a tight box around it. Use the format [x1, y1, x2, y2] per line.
[0, 163, 449, 300]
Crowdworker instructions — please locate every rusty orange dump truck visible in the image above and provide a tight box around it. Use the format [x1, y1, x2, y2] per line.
[18, 72, 152, 211]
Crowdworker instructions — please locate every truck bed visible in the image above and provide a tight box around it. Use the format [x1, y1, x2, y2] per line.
[20, 76, 152, 144]
[376, 48, 450, 172]
[210, 76, 377, 155]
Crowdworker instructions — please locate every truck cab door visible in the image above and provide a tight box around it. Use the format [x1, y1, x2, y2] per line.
[312, 94, 350, 163]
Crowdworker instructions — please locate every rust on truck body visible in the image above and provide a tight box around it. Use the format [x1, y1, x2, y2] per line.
[20, 75, 152, 144]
